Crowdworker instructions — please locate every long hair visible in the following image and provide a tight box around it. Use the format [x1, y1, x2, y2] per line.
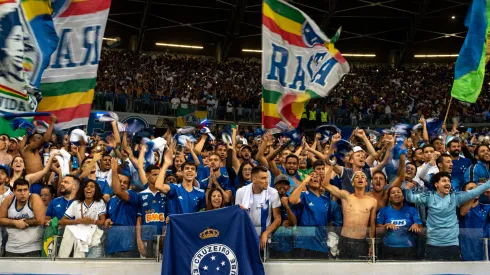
[206, 188, 225, 210]
[10, 156, 26, 179]
[237, 161, 253, 189]
[74, 179, 103, 202]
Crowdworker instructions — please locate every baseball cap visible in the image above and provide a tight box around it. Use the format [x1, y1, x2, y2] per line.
[352, 146, 364, 153]
[240, 145, 252, 153]
[0, 165, 10, 176]
[274, 174, 290, 185]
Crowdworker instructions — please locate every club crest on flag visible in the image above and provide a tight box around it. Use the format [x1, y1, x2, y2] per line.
[191, 244, 238, 275]
[200, 228, 220, 240]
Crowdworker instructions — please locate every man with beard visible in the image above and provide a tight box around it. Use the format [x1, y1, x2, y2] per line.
[269, 174, 297, 258]
[330, 133, 393, 194]
[289, 171, 342, 259]
[367, 154, 405, 211]
[464, 145, 490, 183]
[278, 154, 302, 195]
[412, 148, 425, 167]
[198, 153, 232, 204]
[45, 175, 79, 222]
[447, 139, 471, 188]
[239, 145, 253, 163]
[323, 166, 377, 260]
[405, 172, 490, 261]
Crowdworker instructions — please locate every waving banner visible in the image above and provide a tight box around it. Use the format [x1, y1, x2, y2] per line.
[262, 0, 349, 131]
[36, 0, 111, 129]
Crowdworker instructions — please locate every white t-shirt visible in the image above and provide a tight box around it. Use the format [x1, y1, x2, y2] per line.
[171, 98, 180, 109]
[181, 96, 189, 109]
[207, 99, 217, 108]
[235, 186, 280, 229]
[64, 200, 106, 220]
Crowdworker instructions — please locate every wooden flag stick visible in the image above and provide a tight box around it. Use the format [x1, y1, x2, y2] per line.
[443, 96, 453, 125]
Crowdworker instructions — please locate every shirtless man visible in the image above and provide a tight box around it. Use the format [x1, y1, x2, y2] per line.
[20, 115, 57, 174]
[0, 134, 12, 165]
[367, 154, 405, 211]
[322, 164, 377, 260]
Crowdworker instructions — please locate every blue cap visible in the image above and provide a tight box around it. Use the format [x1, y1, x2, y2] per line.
[0, 165, 10, 176]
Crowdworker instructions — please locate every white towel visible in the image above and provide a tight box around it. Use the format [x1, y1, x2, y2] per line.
[55, 149, 71, 177]
[70, 129, 89, 143]
[240, 184, 270, 210]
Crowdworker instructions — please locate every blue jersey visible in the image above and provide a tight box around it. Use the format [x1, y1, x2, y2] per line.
[271, 201, 298, 253]
[452, 157, 472, 190]
[464, 161, 490, 184]
[197, 166, 228, 184]
[459, 204, 490, 261]
[294, 191, 343, 253]
[95, 178, 113, 196]
[376, 204, 422, 248]
[167, 183, 206, 215]
[137, 188, 168, 241]
[199, 170, 231, 191]
[106, 190, 139, 254]
[46, 197, 72, 220]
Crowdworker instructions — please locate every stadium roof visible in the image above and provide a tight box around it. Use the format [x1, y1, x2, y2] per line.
[105, 0, 471, 64]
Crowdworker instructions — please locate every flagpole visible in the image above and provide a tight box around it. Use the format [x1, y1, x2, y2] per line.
[443, 96, 453, 125]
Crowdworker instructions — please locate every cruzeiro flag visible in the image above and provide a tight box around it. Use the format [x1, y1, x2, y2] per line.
[451, 0, 490, 103]
[162, 206, 265, 275]
[176, 108, 207, 127]
[0, 0, 58, 136]
[262, 0, 349, 130]
[35, 0, 111, 129]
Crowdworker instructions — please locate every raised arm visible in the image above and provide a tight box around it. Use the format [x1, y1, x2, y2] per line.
[456, 180, 490, 206]
[155, 144, 175, 194]
[186, 140, 201, 167]
[256, 132, 272, 168]
[111, 121, 121, 147]
[355, 130, 377, 158]
[322, 165, 348, 200]
[419, 118, 429, 144]
[111, 158, 130, 201]
[26, 115, 57, 150]
[193, 133, 208, 155]
[137, 144, 148, 185]
[384, 154, 406, 203]
[80, 153, 101, 179]
[26, 153, 57, 184]
[371, 136, 394, 173]
[404, 182, 429, 205]
[289, 175, 310, 205]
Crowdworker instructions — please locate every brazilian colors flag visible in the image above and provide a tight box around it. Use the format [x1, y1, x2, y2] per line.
[451, 0, 490, 103]
[162, 206, 265, 275]
[176, 108, 207, 127]
[261, 0, 349, 131]
[42, 217, 58, 257]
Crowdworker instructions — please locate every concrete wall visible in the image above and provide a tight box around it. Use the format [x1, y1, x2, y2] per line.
[1, 259, 490, 275]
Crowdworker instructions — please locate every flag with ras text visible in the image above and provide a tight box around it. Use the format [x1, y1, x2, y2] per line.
[161, 206, 265, 275]
[262, 0, 349, 131]
[35, 0, 111, 129]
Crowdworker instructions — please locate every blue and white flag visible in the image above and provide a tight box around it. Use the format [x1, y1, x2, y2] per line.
[162, 206, 265, 275]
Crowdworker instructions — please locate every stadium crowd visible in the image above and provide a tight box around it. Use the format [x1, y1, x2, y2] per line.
[94, 50, 490, 125]
[0, 109, 490, 262]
